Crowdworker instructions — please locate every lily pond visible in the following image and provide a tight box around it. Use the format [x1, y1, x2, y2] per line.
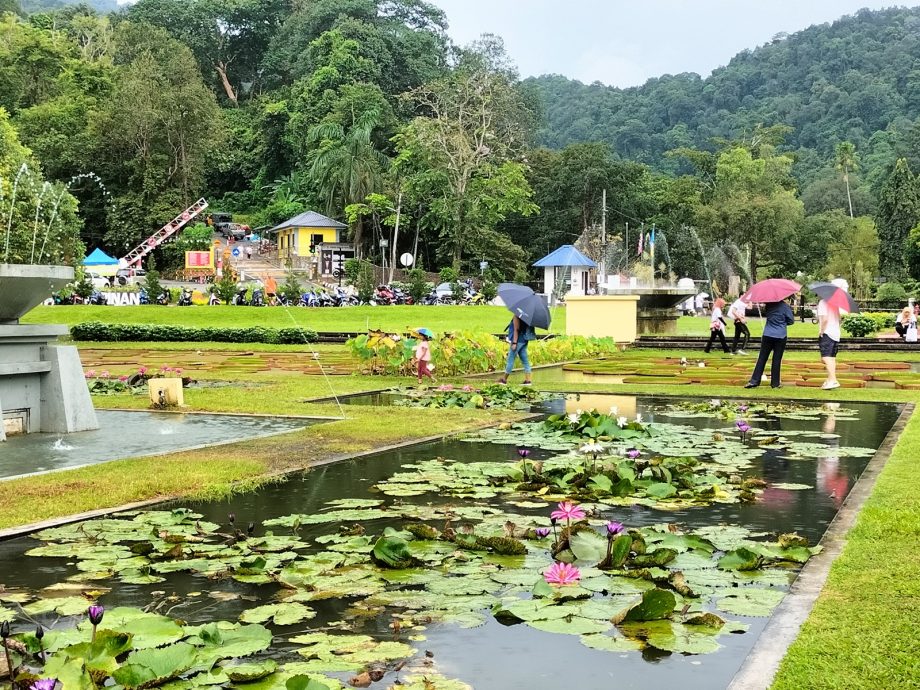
[0, 396, 901, 690]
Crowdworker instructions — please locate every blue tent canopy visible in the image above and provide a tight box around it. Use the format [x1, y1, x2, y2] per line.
[84, 248, 119, 265]
[533, 244, 597, 268]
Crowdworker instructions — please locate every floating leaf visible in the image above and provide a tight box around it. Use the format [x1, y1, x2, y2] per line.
[223, 660, 278, 682]
[112, 642, 199, 689]
[716, 587, 786, 617]
[525, 616, 611, 635]
[622, 589, 677, 623]
[717, 548, 764, 571]
[240, 603, 316, 626]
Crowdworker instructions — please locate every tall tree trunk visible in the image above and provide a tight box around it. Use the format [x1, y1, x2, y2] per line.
[749, 244, 757, 286]
[389, 192, 402, 284]
[215, 63, 238, 105]
[353, 216, 364, 260]
[844, 167, 854, 218]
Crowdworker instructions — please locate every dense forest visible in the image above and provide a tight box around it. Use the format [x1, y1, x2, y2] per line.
[3, 0, 920, 296]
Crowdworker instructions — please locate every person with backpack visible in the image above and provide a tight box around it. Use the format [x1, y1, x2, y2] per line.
[498, 315, 536, 385]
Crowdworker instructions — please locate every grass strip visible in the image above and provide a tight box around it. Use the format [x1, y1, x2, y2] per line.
[770, 407, 920, 689]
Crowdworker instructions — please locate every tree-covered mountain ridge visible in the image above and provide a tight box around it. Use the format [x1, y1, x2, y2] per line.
[527, 6, 920, 187]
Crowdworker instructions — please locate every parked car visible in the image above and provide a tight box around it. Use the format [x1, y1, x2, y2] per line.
[220, 223, 248, 241]
[85, 271, 112, 289]
[208, 212, 232, 227]
[114, 268, 147, 286]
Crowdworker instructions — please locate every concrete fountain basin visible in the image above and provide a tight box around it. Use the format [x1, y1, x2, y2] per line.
[0, 264, 73, 324]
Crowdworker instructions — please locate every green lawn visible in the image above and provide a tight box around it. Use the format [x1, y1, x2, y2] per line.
[24, 304, 567, 334]
[676, 315, 821, 338]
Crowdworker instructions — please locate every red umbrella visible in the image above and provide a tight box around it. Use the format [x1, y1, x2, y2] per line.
[809, 282, 859, 314]
[742, 278, 801, 303]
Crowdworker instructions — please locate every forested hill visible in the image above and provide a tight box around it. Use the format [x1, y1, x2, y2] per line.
[527, 6, 920, 187]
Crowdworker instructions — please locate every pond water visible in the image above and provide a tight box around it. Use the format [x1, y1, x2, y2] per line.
[0, 410, 322, 480]
[0, 397, 902, 690]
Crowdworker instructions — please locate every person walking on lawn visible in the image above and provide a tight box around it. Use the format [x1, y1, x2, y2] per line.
[818, 278, 847, 390]
[728, 297, 751, 355]
[498, 315, 535, 385]
[412, 328, 436, 385]
[745, 298, 795, 389]
[704, 298, 731, 354]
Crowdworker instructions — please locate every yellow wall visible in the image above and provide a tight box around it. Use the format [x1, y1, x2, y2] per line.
[565, 295, 640, 342]
[277, 226, 341, 259]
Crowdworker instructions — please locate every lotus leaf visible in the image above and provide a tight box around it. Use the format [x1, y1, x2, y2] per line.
[525, 616, 611, 635]
[111, 641, 199, 689]
[188, 622, 274, 665]
[568, 530, 607, 565]
[289, 633, 413, 672]
[239, 603, 316, 626]
[622, 589, 677, 622]
[717, 548, 764, 571]
[716, 587, 786, 617]
[223, 660, 278, 682]
[620, 620, 722, 654]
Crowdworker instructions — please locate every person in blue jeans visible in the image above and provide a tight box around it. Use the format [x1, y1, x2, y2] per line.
[745, 298, 796, 389]
[498, 315, 536, 385]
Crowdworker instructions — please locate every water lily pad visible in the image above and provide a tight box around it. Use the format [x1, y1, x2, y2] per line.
[240, 602, 316, 626]
[717, 548, 764, 571]
[579, 633, 644, 652]
[622, 589, 676, 622]
[716, 587, 786, 617]
[526, 616, 612, 635]
[112, 641, 199, 689]
[223, 659, 278, 682]
[620, 620, 722, 654]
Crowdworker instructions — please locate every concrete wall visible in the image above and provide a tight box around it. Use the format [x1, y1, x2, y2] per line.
[565, 295, 640, 342]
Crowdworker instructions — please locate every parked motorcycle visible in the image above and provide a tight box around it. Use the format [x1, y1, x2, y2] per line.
[177, 288, 194, 306]
[208, 290, 221, 306]
[88, 290, 107, 306]
[250, 289, 265, 307]
[156, 290, 171, 305]
[232, 288, 249, 306]
[139, 289, 150, 305]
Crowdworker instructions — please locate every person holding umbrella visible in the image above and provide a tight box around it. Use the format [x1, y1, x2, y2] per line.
[496, 283, 551, 385]
[743, 279, 800, 389]
[811, 278, 857, 390]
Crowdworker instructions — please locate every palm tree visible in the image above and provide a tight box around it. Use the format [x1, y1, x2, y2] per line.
[306, 110, 389, 258]
[835, 141, 858, 218]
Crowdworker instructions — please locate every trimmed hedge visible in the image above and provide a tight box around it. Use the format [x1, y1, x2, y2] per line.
[71, 322, 318, 344]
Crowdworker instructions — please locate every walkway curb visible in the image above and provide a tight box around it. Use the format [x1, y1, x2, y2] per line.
[727, 402, 914, 690]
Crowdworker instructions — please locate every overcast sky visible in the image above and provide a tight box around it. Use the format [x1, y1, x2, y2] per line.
[431, 1, 920, 87]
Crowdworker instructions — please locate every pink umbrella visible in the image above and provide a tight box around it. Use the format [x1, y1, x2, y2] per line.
[742, 278, 801, 303]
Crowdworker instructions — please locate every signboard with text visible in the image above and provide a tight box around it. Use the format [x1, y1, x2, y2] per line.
[185, 250, 214, 269]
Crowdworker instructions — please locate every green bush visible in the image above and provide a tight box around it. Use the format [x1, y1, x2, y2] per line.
[142, 258, 164, 299]
[406, 268, 430, 304]
[347, 330, 618, 376]
[280, 270, 303, 303]
[841, 314, 881, 337]
[213, 272, 238, 304]
[876, 282, 907, 303]
[71, 322, 317, 344]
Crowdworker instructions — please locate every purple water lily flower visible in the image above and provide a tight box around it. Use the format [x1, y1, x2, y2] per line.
[739, 404, 749, 413]
[87, 605, 104, 626]
[32, 679, 57, 690]
[535, 527, 551, 538]
[517, 448, 531, 458]
[606, 521, 625, 537]
[627, 448, 641, 460]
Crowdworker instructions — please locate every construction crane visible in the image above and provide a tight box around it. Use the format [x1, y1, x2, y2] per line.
[119, 198, 209, 268]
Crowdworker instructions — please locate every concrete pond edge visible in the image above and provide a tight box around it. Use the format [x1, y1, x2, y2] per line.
[727, 401, 915, 690]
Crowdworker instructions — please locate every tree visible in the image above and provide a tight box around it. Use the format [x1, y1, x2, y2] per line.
[696, 146, 804, 279]
[876, 158, 920, 278]
[397, 62, 537, 269]
[305, 108, 389, 257]
[904, 223, 920, 281]
[835, 141, 858, 218]
[128, 0, 287, 104]
[825, 216, 880, 299]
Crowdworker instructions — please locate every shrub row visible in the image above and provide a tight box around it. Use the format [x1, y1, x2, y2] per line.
[71, 322, 318, 344]
[841, 312, 896, 337]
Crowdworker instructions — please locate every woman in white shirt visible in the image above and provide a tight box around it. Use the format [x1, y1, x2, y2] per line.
[704, 297, 731, 353]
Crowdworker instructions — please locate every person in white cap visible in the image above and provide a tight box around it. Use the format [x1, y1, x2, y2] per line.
[817, 278, 848, 390]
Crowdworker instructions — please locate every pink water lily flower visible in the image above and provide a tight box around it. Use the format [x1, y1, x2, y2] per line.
[462, 385, 474, 392]
[544, 561, 582, 586]
[437, 384, 454, 392]
[551, 501, 586, 523]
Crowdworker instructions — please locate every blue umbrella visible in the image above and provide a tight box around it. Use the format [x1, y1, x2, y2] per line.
[416, 327, 435, 338]
[497, 283, 551, 330]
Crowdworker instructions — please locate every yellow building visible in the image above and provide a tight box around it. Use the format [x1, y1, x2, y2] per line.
[269, 211, 353, 276]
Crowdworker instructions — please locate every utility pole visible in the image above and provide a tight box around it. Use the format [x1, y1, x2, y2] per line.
[599, 188, 607, 293]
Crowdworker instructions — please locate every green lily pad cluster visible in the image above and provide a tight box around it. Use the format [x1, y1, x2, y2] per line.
[3, 606, 346, 690]
[660, 399, 861, 421]
[392, 384, 558, 410]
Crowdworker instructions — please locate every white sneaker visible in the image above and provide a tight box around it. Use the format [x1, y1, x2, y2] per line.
[821, 381, 841, 390]
[737, 350, 747, 356]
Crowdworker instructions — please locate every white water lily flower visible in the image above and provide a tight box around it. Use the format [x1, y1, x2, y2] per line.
[580, 441, 606, 455]
[609, 406, 619, 416]
[635, 413, 643, 424]
[567, 413, 579, 423]
[617, 416, 628, 428]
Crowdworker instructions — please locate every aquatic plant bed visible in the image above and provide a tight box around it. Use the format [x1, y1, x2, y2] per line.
[559, 357, 920, 389]
[0, 411, 323, 480]
[0, 397, 900, 689]
[338, 384, 560, 410]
